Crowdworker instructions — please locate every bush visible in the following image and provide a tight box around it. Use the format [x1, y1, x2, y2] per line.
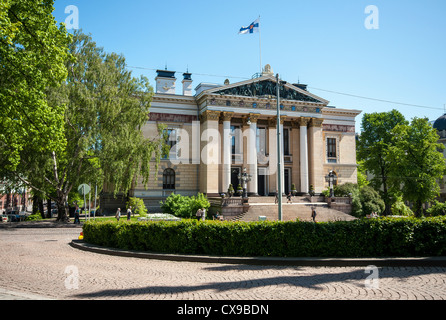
[161, 193, 210, 219]
[330, 183, 384, 218]
[391, 195, 414, 217]
[83, 216, 446, 258]
[25, 213, 43, 221]
[126, 197, 148, 217]
[426, 201, 446, 217]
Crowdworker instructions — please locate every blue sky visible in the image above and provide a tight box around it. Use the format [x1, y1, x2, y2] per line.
[52, 0, 446, 132]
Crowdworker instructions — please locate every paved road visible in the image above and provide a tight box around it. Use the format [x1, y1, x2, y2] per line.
[1, 227, 446, 301]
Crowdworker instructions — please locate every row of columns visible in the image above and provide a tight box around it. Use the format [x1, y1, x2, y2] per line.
[201, 110, 322, 196]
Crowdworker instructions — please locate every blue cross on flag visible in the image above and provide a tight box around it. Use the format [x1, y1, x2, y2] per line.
[239, 18, 260, 34]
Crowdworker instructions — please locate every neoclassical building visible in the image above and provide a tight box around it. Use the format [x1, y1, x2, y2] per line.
[132, 65, 361, 211]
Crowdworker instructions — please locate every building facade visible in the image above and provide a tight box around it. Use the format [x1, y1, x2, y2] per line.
[131, 65, 361, 211]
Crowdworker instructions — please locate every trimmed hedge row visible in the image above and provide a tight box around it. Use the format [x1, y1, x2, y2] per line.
[82, 216, 446, 258]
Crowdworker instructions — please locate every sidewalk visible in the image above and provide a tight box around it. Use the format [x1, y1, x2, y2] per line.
[70, 239, 446, 267]
[0, 288, 54, 300]
[0, 219, 83, 229]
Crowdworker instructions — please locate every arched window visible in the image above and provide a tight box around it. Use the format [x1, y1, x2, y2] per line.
[163, 168, 175, 190]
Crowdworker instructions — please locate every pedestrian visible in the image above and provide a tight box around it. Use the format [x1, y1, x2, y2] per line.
[196, 208, 202, 221]
[115, 208, 121, 222]
[311, 207, 317, 223]
[287, 192, 292, 204]
[127, 206, 132, 221]
[201, 208, 206, 221]
[74, 205, 80, 224]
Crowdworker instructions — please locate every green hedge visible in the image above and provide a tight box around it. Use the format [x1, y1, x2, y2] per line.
[82, 216, 446, 258]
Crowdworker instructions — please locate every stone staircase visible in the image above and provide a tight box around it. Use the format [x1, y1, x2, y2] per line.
[230, 196, 356, 222]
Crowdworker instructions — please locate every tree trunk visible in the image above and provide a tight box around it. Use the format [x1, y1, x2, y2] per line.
[47, 199, 52, 218]
[56, 192, 69, 222]
[38, 198, 44, 219]
[32, 194, 39, 215]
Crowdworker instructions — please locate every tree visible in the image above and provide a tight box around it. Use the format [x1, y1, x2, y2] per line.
[0, 0, 71, 170]
[389, 117, 446, 217]
[2, 31, 166, 221]
[357, 110, 408, 215]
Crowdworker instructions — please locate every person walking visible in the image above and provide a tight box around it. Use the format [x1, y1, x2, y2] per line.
[115, 208, 121, 222]
[287, 192, 293, 204]
[127, 206, 132, 221]
[311, 207, 317, 223]
[74, 204, 80, 224]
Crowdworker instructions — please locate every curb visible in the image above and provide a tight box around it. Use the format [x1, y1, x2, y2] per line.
[69, 240, 446, 267]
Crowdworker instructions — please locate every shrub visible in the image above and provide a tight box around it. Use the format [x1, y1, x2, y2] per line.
[83, 216, 446, 258]
[161, 193, 210, 219]
[25, 213, 43, 221]
[126, 197, 148, 217]
[426, 201, 446, 217]
[391, 195, 414, 217]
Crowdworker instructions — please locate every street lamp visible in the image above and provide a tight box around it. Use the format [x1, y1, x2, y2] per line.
[237, 167, 252, 198]
[325, 170, 337, 198]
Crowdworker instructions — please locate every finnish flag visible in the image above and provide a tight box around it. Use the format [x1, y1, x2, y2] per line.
[239, 18, 260, 34]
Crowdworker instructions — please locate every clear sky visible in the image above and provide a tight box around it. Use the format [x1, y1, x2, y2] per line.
[52, 0, 446, 132]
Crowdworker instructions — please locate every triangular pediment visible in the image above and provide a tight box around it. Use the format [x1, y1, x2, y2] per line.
[202, 75, 328, 105]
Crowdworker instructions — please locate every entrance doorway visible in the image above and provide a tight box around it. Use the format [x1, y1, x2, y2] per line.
[257, 168, 268, 196]
[231, 167, 241, 190]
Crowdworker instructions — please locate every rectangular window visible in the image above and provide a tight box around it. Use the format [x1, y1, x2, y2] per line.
[256, 127, 266, 155]
[231, 125, 241, 155]
[163, 128, 177, 159]
[327, 138, 337, 163]
[283, 128, 290, 156]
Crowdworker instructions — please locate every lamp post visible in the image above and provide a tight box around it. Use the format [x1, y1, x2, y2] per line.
[325, 170, 337, 198]
[237, 167, 252, 199]
[276, 73, 284, 221]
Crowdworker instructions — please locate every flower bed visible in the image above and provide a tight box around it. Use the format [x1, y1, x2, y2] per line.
[137, 213, 181, 222]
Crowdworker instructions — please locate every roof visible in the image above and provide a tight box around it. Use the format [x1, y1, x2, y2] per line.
[433, 114, 446, 131]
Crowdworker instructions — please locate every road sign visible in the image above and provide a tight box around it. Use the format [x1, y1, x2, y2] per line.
[78, 184, 91, 196]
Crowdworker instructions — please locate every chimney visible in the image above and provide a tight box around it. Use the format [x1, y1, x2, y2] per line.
[155, 69, 176, 94]
[182, 72, 193, 96]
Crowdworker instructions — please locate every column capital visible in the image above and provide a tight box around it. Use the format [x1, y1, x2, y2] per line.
[221, 111, 234, 122]
[243, 113, 260, 126]
[249, 113, 260, 123]
[267, 116, 286, 127]
[200, 110, 221, 122]
[297, 117, 311, 127]
[309, 117, 324, 128]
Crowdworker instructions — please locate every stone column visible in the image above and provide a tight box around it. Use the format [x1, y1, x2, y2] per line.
[309, 118, 325, 194]
[247, 114, 260, 196]
[279, 116, 286, 195]
[199, 110, 221, 197]
[267, 117, 277, 195]
[298, 117, 311, 194]
[221, 112, 234, 194]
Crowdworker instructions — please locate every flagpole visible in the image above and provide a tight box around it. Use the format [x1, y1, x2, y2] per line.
[258, 15, 262, 74]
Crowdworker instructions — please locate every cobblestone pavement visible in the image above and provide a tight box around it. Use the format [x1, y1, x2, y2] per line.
[1, 228, 446, 301]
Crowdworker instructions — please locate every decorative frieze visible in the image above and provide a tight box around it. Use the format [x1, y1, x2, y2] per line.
[323, 124, 355, 133]
[149, 112, 198, 123]
[206, 97, 322, 114]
